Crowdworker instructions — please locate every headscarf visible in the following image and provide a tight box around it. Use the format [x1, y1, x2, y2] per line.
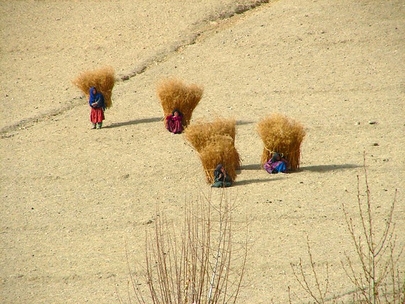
[172, 108, 183, 117]
[89, 87, 97, 104]
[215, 164, 223, 171]
[271, 152, 281, 163]
[89, 87, 105, 110]
[214, 164, 224, 179]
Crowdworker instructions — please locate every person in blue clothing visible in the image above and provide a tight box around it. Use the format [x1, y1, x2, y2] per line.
[89, 86, 105, 129]
[264, 152, 288, 174]
[212, 164, 232, 188]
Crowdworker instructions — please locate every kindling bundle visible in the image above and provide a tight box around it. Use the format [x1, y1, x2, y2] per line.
[198, 138, 239, 183]
[183, 118, 237, 152]
[157, 77, 203, 128]
[72, 66, 115, 109]
[257, 113, 305, 171]
[184, 117, 240, 183]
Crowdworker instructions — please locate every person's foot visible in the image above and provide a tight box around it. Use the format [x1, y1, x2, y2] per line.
[96, 123, 102, 129]
[92, 124, 96, 129]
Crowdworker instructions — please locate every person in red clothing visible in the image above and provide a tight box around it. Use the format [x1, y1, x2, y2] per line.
[89, 86, 105, 129]
[165, 109, 183, 134]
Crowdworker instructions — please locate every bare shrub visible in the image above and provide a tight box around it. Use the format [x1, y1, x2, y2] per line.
[341, 156, 404, 303]
[290, 236, 333, 304]
[290, 154, 404, 303]
[122, 196, 247, 304]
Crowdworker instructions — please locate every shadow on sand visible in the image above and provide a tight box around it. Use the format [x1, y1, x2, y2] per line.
[234, 177, 283, 186]
[299, 164, 360, 172]
[239, 164, 262, 171]
[105, 118, 252, 129]
[105, 117, 162, 128]
[236, 120, 254, 126]
[233, 163, 359, 186]
[240, 163, 359, 173]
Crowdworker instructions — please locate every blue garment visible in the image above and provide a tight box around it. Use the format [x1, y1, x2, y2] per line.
[212, 164, 232, 187]
[274, 161, 287, 173]
[89, 87, 96, 104]
[264, 153, 288, 174]
[89, 87, 105, 110]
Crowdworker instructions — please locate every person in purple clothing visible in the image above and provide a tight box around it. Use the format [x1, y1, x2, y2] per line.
[264, 152, 288, 174]
[165, 109, 183, 134]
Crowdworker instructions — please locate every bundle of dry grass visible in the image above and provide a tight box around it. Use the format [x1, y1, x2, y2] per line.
[157, 77, 203, 127]
[184, 118, 240, 183]
[257, 113, 305, 171]
[183, 118, 236, 153]
[72, 66, 115, 109]
[198, 135, 240, 183]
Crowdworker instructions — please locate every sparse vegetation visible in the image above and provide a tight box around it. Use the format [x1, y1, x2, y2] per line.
[121, 195, 248, 304]
[290, 155, 404, 303]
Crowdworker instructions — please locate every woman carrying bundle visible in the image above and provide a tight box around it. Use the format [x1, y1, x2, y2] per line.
[89, 86, 105, 129]
[264, 152, 288, 174]
[212, 164, 233, 188]
[165, 109, 183, 134]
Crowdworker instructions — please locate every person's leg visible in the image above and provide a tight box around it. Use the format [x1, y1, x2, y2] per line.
[264, 163, 273, 174]
[212, 181, 223, 188]
[90, 109, 96, 129]
[278, 162, 287, 173]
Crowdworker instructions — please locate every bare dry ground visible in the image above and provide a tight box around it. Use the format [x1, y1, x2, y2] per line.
[1, 0, 404, 303]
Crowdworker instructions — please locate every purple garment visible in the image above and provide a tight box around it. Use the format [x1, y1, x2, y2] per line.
[264, 159, 287, 174]
[165, 114, 183, 134]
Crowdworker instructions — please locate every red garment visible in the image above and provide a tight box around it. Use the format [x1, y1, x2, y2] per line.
[165, 114, 183, 134]
[90, 107, 105, 124]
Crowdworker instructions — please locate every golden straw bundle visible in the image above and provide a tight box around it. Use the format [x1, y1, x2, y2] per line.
[257, 113, 305, 171]
[183, 118, 236, 153]
[198, 137, 240, 183]
[72, 66, 115, 108]
[157, 77, 203, 127]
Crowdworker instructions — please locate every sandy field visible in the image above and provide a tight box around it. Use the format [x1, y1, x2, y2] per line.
[1, 0, 404, 303]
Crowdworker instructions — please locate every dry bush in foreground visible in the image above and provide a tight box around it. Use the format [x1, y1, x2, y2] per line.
[290, 236, 333, 303]
[340, 163, 404, 303]
[72, 66, 116, 108]
[257, 113, 305, 171]
[290, 155, 404, 303]
[121, 196, 247, 304]
[157, 77, 203, 128]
